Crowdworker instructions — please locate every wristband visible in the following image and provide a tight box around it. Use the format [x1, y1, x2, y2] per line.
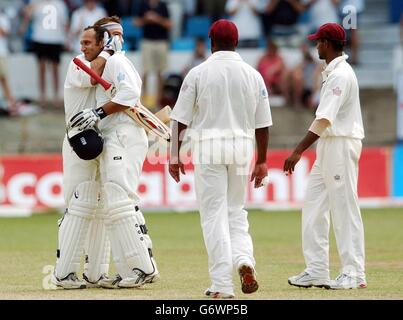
[95, 107, 107, 119]
[99, 51, 111, 60]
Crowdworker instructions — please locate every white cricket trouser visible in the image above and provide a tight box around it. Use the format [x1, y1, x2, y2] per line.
[60, 123, 148, 277]
[302, 137, 365, 279]
[194, 162, 255, 295]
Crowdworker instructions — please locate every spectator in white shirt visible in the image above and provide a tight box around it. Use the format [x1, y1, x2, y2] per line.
[69, 0, 107, 53]
[0, 11, 16, 114]
[20, 0, 69, 108]
[226, 0, 262, 48]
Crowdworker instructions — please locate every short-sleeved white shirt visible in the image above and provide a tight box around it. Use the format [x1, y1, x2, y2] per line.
[64, 54, 95, 124]
[315, 54, 364, 139]
[225, 0, 262, 41]
[171, 50, 272, 142]
[30, 0, 68, 45]
[70, 6, 107, 52]
[0, 13, 10, 57]
[96, 52, 143, 131]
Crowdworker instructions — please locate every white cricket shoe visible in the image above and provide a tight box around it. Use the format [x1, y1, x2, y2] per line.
[118, 270, 147, 288]
[288, 271, 331, 289]
[329, 273, 367, 290]
[204, 289, 235, 299]
[51, 272, 86, 289]
[98, 274, 122, 289]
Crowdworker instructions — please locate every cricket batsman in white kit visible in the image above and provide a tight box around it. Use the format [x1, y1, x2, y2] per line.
[53, 19, 158, 289]
[169, 19, 272, 298]
[284, 23, 367, 290]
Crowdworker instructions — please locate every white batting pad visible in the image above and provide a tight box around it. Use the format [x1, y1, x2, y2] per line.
[84, 208, 111, 283]
[55, 181, 99, 279]
[135, 209, 159, 277]
[134, 210, 152, 249]
[104, 182, 155, 275]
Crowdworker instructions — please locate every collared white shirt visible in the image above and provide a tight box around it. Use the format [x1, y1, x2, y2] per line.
[96, 52, 143, 131]
[64, 54, 96, 124]
[171, 50, 272, 142]
[316, 54, 365, 139]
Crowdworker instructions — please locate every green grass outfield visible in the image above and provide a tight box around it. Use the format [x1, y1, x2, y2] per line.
[0, 208, 402, 300]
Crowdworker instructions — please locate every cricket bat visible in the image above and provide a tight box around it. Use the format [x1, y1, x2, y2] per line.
[72, 57, 171, 141]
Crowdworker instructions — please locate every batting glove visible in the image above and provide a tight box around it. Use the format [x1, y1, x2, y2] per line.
[103, 32, 123, 53]
[69, 107, 107, 131]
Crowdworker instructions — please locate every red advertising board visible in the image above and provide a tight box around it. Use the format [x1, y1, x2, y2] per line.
[0, 148, 390, 210]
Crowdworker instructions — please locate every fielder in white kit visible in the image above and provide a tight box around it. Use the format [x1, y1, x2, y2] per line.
[169, 19, 272, 298]
[53, 18, 158, 289]
[284, 23, 367, 290]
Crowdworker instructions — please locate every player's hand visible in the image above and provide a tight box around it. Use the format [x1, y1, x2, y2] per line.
[251, 162, 268, 188]
[69, 108, 103, 131]
[283, 151, 302, 175]
[169, 159, 185, 183]
[103, 32, 123, 53]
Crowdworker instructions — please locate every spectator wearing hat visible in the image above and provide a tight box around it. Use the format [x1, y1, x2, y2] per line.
[169, 19, 272, 299]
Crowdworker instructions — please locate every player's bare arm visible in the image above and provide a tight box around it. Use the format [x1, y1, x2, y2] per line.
[251, 127, 269, 188]
[169, 121, 187, 183]
[284, 118, 330, 175]
[283, 131, 319, 175]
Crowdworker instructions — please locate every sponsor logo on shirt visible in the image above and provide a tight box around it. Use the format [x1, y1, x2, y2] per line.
[333, 87, 342, 96]
[262, 88, 268, 98]
[113, 156, 122, 160]
[334, 174, 341, 181]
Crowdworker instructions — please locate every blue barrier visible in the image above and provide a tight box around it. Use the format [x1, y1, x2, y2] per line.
[392, 144, 403, 196]
[389, 0, 403, 23]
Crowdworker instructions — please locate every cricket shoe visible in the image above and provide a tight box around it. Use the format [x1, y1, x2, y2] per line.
[329, 273, 367, 290]
[98, 274, 122, 289]
[288, 271, 331, 289]
[118, 270, 147, 288]
[204, 289, 235, 299]
[51, 272, 86, 289]
[83, 273, 110, 288]
[238, 264, 259, 294]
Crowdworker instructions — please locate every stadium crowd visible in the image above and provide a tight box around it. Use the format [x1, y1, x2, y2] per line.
[0, 0, 366, 112]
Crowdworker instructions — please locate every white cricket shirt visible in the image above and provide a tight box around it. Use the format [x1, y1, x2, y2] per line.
[0, 13, 10, 57]
[96, 52, 143, 131]
[64, 54, 95, 124]
[171, 50, 272, 141]
[30, 0, 68, 45]
[316, 54, 365, 139]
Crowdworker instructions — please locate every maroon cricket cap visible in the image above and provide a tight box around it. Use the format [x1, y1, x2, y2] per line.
[208, 19, 238, 47]
[308, 23, 346, 43]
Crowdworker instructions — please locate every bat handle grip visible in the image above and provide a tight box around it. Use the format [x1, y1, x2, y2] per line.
[72, 57, 112, 91]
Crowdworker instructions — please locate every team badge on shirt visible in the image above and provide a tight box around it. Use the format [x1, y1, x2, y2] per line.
[332, 87, 342, 96]
[117, 72, 125, 82]
[181, 82, 189, 92]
